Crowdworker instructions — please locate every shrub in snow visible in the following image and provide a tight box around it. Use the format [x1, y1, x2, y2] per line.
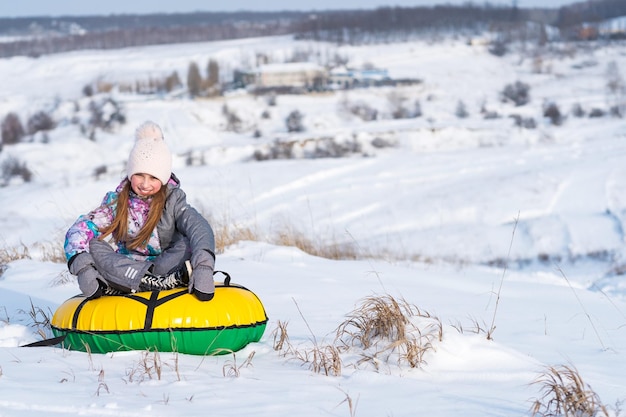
[483, 110, 500, 119]
[510, 114, 536, 129]
[543, 102, 564, 126]
[371, 137, 395, 148]
[93, 165, 107, 180]
[1, 113, 25, 145]
[480, 102, 500, 119]
[265, 93, 277, 107]
[222, 104, 243, 133]
[610, 105, 623, 118]
[286, 110, 305, 133]
[413, 100, 423, 118]
[252, 133, 395, 161]
[88, 97, 126, 132]
[488, 39, 508, 57]
[0, 156, 32, 186]
[72, 95, 126, 140]
[82, 84, 94, 97]
[605, 61, 623, 97]
[455, 100, 469, 118]
[387, 92, 421, 120]
[571, 103, 585, 118]
[27, 111, 56, 135]
[501, 81, 530, 106]
[348, 101, 379, 121]
[589, 108, 605, 118]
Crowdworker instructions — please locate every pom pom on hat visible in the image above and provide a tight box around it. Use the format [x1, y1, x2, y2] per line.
[127, 121, 172, 185]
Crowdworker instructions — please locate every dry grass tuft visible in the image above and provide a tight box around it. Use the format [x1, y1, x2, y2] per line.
[0, 244, 30, 276]
[18, 298, 53, 340]
[530, 364, 609, 417]
[335, 294, 441, 369]
[36, 242, 66, 263]
[292, 344, 343, 376]
[214, 221, 258, 254]
[126, 350, 164, 382]
[273, 227, 360, 260]
[273, 294, 442, 376]
[0, 241, 66, 266]
[222, 351, 256, 377]
[336, 387, 359, 417]
[272, 320, 290, 352]
[211, 215, 363, 260]
[336, 295, 415, 349]
[271, 320, 343, 376]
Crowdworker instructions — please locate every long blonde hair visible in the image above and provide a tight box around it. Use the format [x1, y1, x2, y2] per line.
[99, 179, 167, 250]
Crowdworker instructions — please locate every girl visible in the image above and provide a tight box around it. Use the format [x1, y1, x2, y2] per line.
[64, 121, 215, 301]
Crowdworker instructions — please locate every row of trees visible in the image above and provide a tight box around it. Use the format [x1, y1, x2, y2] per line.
[557, 0, 626, 28]
[1, 111, 54, 146]
[1, 94, 127, 148]
[1, 1, 625, 58]
[0, 20, 294, 58]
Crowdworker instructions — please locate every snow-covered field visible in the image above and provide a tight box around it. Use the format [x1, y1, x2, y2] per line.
[1, 34, 626, 416]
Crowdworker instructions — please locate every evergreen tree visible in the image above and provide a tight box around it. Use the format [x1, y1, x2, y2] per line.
[187, 61, 203, 97]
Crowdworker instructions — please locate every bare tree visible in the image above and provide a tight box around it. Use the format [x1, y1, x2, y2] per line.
[165, 71, 182, 93]
[1, 112, 25, 145]
[27, 111, 55, 135]
[605, 61, 625, 117]
[187, 61, 203, 97]
[206, 59, 220, 93]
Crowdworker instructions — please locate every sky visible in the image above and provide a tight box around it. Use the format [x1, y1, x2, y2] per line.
[0, 31, 626, 417]
[0, 0, 579, 18]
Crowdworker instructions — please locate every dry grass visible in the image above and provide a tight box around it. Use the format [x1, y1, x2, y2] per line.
[19, 298, 53, 340]
[0, 244, 30, 276]
[272, 294, 442, 376]
[336, 388, 359, 417]
[273, 226, 361, 260]
[450, 316, 488, 335]
[211, 216, 363, 261]
[530, 364, 609, 417]
[335, 295, 441, 369]
[36, 242, 67, 263]
[123, 349, 183, 383]
[336, 295, 415, 349]
[271, 302, 344, 376]
[0, 241, 65, 277]
[222, 351, 255, 377]
[214, 221, 259, 254]
[272, 320, 290, 352]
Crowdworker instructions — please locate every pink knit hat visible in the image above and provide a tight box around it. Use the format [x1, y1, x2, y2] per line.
[126, 121, 172, 185]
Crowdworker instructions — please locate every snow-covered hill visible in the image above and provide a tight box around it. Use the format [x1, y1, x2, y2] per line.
[1, 35, 625, 416]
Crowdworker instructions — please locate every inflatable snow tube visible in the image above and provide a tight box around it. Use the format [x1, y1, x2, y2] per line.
[51, 279, 268, 355]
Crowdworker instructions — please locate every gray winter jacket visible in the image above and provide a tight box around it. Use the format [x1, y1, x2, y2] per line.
[65, 174, 215, 296]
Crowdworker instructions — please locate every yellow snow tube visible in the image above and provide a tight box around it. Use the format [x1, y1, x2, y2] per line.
[51, 281, 268, 355]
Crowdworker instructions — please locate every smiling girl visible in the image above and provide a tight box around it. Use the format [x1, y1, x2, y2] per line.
[64, 121, 216, 301]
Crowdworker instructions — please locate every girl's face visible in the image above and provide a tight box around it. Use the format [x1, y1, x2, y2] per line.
[130, 173, 162, 197]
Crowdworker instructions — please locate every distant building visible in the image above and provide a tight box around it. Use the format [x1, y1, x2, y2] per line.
[235, 62, 327, 92]
[599, 16, 626, 39]
[329, 66, 390, 89]
[230, 62, 412, 93]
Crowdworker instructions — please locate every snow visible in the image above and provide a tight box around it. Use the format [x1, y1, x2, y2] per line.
[1, 34, 626, 416]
